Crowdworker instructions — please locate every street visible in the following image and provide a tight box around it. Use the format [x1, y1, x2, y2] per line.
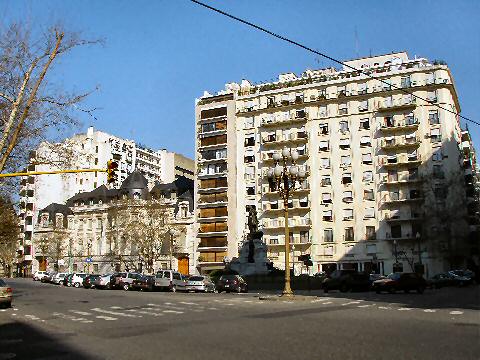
[0, 279, 479, 360]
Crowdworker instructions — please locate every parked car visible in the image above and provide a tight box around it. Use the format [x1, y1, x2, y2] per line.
[42, 272, 57, 283]
[369, 273, 386, 287]
[428, 273, 454, 289]
[0, 279, 13, 308]
[112, 272, 141, 291]
[154, 270, 187, 292]
[33, 271, 49, 281]
[447, 270, 474, 286]
[52, 273, 67, 285]
[93, 274, 114, 289]
[216, 275, 248, 293]
[83, 274, 101, 289]
[185, 275, 216, 293]
[132, 275, 156, 291]
[322, 270, 370, 293]
[70, 273, 88, 288]
[63, 273, 73, 286]
[373, 272, 427, 294]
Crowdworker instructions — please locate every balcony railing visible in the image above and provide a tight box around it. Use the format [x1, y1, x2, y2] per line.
[379, 137, 421, 149]
[261, 132, 308, 146]
[261, 112, 309, 127]
[377, 98, 416, 112]
[379, 154, 422, 167]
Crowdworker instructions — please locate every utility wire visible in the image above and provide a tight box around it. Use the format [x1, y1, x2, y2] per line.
[189, 0, 479, 127]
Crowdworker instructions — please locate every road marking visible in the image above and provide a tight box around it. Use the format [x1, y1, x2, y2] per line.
[0, 309, 6, 312]
[163, 310, 184, 314]
[24, 315, 40, 320]
[13, 308, 18, 311]
[91, 308, 140, 318]
[424, 309, 436, 313]
[378, 306, 391, 310]
[357, 304, 375, 308]
[95, 315, 117, 321]
[208, 307, 218, 310]
[69, 310, 92, 316]
[11, 314, 16, 316]
[125, 309, 164, 317]
[341, 301, 361, 306]
[449, 311, 464, 315]
[322, 301, 333, 305]
[398, 308, 413, 311]
[243, 300, 253, 303]
[179, 301, 198, 306]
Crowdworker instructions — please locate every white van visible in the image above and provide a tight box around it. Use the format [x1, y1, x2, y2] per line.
[154, 270, 186, 292]
[33, 271, 49, 281]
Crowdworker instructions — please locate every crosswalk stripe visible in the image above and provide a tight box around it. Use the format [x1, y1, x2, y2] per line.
[126, 309, 164, 317]
[163, 310, 184, 314]
[96, 315, 117, 321]
[69, 310, 92, 316]
[91, 308, 140, 318]
[398, 308, 413, 311]
[378, 306, 391, 310]
[449, 311, 464, 315]
[179, 301, 198, 305]
[424, 309, 436, 313]
[357, 304, 375, 308]
[341, 301, 361, 306]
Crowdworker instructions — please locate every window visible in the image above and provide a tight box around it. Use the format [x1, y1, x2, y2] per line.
[432, 150, 442, 161]
[339, 138, 350, 150]
[337, 86, 346, 97]
[321, 176, 331, 186]
[401, 76, 411, 88]
[339, 103, 348, 115]
[429, 111, 439, 125]
[342, 173, 352, 185]
[390, 225, 402, 238]
[427, 90, 437, 103]
[319, 105, 327, 117]
[408, 168, 418, 180]
[359, 100, 368, 111]
[433, 165, 444, 179]
[323, 210, 333, 221]
[339, 121, 349, 133]
[324, 229, 333, 242]
[344, 227, 354, 241]
[359, 118, 370, 130]
[366, 226, 376, 240]
[244, 117, 254, 129]
[341, 155, 351, 166]
[269, 237, 279, 245]
[246, 187, 255, 196]
[322, 193, 332, 204]
[362, 153, 373, 164]
[342, 191, 353, 203]
[426, 72, 435, 84]
[321, 158, 330, 169]
[358, 83, 367, 95]
[295, 109, 306, 119]
[430, 128, 441, 143]
[319, 141, 329, 152]
[324, 246, 334, 256]
[343, 209, 354, 220]
[244, 155, 255, 163]
[319, 123, 329, 135]
[390, 190, 400, 201]
[364, 189, 374, 201]
[364, 207, 375, 219]
[360, 136, 371, 147]
[434, 185, 446, 199]
[300, 231, 309, 243]
[363, 171, 373, 182]
[366, 244, 377, 254]
[384, 116, 394, 127]
[244, 135, 255, 147]
[388, 170, 398, 182]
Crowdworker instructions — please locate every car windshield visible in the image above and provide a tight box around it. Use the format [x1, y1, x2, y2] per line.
[387, 273, 401, 280]
[0, 279, 6, 286]
[220, 275, 237, 280]
[189, 276, 204, 281]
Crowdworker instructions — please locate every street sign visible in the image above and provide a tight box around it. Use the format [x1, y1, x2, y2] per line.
[85, 257, 93, 263]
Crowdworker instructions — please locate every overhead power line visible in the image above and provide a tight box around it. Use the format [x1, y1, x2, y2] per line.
[189, 0, 479, 127]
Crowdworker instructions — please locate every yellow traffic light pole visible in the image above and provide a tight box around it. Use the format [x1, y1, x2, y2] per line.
[0, 168, 107, 178]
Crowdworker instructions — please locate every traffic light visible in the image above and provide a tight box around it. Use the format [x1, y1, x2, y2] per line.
[298, 254, 313, 267]
[107, 160, 118, 184]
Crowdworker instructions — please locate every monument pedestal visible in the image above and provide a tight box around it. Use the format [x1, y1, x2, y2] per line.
[230, 232, 269, 276]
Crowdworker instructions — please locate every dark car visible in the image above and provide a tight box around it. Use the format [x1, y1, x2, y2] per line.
[322, 270, 370, 293]
[0, 279, 13, 308]
[112, 272, 141, 290]
[373, 272, 427, 294]
[83, 274, 101, 289]
[216, 275, 248, 293]
[132, 275, 155, 291]
[447, 270, 474, 286]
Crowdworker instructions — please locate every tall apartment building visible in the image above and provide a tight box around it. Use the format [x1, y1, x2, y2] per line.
[195, 52, 474, 277]
[17, 126, 194, 276]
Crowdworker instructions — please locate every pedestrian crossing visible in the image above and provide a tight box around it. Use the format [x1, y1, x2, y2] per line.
[5, 296, 471, 327]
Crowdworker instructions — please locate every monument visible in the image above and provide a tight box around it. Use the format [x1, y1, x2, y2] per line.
[229, 206, 270, 275]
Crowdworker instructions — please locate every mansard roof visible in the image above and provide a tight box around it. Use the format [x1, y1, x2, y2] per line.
[120, 170, 149, 190]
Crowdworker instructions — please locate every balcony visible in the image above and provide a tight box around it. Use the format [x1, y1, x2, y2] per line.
[379, 117, 418, 132]
[262, 217, 311, 230]
[261, 150, 309, 163]
[380, 174, 421, 186]
[385, 233, 421, 241]
[377, 98, 416, 112]
[262, 182, 310, 195]
[267, 238, 312, 247]
[379, 137, 421, 150]
[197, 171, 227, 180]
[260, 111, 308, 128]
[385, 213, 423, 222]
[262, 200, 310, 213]
[261, 132, 308, 147]
[379, 154, 422, 168]
[382, 194, 424, 205]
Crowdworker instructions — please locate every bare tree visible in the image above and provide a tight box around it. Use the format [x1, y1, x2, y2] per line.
[38, 227, 69, 272]
[0, 22, 101, 177]
[0, 197, 20, 277]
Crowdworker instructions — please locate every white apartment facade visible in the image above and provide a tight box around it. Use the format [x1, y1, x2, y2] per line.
[195, 52, 473, 277]
[17, 127, 194, 276]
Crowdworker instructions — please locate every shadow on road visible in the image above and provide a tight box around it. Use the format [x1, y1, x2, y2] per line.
[0, 321, 97, 360]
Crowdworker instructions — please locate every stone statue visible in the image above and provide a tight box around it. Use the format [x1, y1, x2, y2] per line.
[247, 206, 259, 235]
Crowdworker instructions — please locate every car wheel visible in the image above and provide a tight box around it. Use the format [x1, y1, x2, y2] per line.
[375, 289, 381, 294]
[74, 282, 80, 288]
[123, 283, 129, 291]
[388, 287, 395, 294]
[417, 286, 425, 294]
[340, 284, 349, 293]
[404, 289, 410, 294]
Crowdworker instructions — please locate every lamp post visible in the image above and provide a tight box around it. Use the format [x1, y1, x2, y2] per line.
[267, 147, 307, 297]
[167, 229, 178, 270]
[86, 239, 92, 274]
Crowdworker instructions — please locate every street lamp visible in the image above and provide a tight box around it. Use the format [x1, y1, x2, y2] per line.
[86, 239, 92, 274]
[267, 147, 307, 297]
[167, 229, 179, 270]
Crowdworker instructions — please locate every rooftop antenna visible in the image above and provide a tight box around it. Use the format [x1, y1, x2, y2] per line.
[354, 26, 359, 58]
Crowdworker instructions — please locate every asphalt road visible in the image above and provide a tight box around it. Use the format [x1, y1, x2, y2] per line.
[0, 278, 479, 360]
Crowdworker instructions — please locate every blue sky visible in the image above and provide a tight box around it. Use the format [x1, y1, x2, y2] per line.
[1, 0, 479, 158]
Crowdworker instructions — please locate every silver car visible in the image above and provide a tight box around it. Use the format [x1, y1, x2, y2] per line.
[185, 275, 216, 293]
[0, 279, 13, 308]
